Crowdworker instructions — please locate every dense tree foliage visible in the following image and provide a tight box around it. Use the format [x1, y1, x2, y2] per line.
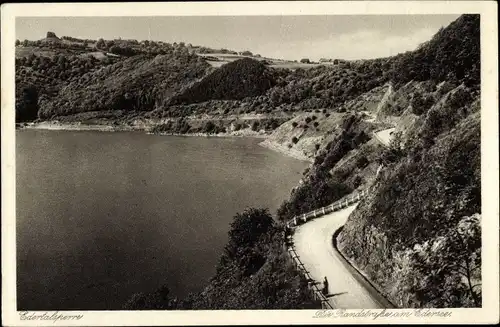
[15, 85, 39, 122]
[15, 52, 120, 121]
[169, 58, 276, 105]
[339, 93, 481, 307]
[15, 14, 479, 122]
[37, 53, 209, 118]
[150, 117, 286, 135]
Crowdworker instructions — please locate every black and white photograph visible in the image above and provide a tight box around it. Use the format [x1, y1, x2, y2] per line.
[1, 1, 498, 326]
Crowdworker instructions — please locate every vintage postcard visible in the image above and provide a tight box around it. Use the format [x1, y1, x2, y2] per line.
[1, 1, 498, 326]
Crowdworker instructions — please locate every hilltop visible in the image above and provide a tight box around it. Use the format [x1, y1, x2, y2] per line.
[15, 14, 482, 309]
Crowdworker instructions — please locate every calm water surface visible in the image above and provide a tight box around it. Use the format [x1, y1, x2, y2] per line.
[16, 129, 308, 310]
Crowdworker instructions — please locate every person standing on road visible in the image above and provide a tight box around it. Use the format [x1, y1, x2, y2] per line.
[322, 276, 329, 295]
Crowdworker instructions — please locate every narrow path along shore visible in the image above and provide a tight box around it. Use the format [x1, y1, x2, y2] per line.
[293, 204, 391, 309]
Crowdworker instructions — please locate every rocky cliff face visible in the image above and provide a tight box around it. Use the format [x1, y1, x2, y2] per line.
[337, 88, 481, 307]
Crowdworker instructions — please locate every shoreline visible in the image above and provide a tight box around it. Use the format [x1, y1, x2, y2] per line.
[149, 131, 268, 139]
[19, 121, 140, 132]
[18, 122, 311, 162]
[18, 121, 268, 138]
[259, 139, 313, 163]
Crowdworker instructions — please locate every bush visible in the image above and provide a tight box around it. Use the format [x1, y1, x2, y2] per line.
[224, 208, 274, 259]
[352, 175, 363, 188]
[277, 170, 352, 221]
[411, 92, 435, 115]
[313, 121, 319, 127]
[305, 117, 312, 124]
[356, 155, 369, 168]
[203, 121, 216, 133]
[292, 136, 299, 144]
[292, 122, 298, 128]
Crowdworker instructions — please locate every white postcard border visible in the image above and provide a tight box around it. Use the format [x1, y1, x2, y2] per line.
[2, 1, 498, 325]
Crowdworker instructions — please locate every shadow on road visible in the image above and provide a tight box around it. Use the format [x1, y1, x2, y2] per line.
[327, 292, 348, 298]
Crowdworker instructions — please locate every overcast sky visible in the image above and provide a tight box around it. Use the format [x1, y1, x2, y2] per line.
[16, 15, 460, 61]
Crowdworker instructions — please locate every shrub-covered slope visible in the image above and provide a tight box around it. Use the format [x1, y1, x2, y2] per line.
[15, 15, 479, 123]
[38, 53, 210, 118]
[338, 108, 480, 308]
[15, 52, 123, 122]
[273, 13, 481, 308]
[169, 58, 277, 105]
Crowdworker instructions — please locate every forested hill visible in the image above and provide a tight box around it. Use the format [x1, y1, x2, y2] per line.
[15, 14, 479, 123]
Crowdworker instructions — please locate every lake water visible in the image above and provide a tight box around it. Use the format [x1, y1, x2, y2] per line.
[16, 129, 308, 310]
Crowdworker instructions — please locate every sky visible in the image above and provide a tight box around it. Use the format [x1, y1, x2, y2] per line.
[16, 15, 461, 61]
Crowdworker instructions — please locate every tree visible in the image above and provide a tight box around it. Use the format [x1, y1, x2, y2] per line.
[96, 38, 105, 49]
[380, 131, 405, 165]
[407, 214, 481, 307]
[224, 208, 274, 261]
[15, 39, 20, 46]
[16, 85, 39, 122]
[203, 121, 216, 134]
[300, 58, 310, 64]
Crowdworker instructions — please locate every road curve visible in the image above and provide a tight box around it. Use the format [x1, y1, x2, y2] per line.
[374, 128, 396, 147]
[292, 204, 389, 309]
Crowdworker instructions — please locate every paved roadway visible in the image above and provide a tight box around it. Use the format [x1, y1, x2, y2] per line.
[293, 204, 392, 309]
[374, 128, 396, 147]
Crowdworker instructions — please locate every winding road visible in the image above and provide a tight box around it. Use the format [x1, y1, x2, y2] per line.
[290, 127, 397, 309]
[374, 128, 395, 147]
[293, 204, 391, 309]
